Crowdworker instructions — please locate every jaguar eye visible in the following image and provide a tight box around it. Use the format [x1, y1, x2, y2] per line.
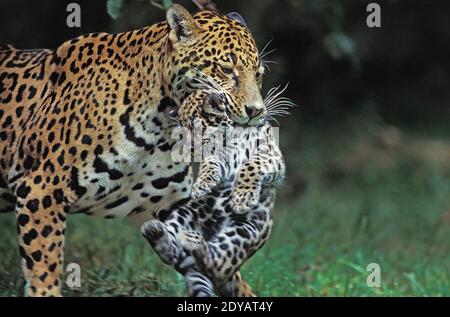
[220, 65, 233, 75]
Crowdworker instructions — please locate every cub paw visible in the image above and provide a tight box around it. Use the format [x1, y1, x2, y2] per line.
[180, 231, 207, 263]
[141, 220, 177, 265]
[191, 181, 213, 199]
[141, 220, 165, 242]
[231, 188, 261, 214]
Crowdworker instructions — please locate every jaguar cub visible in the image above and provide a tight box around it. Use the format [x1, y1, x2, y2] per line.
[142, 96, 285, 296]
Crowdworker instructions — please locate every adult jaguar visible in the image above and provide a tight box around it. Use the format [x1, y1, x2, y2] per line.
[0, 4, 267, 296]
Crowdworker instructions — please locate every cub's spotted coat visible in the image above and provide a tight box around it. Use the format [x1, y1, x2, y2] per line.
[143, 92, 285, 296]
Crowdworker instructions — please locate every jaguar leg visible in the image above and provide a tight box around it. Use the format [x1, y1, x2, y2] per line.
[15, 178, 68, 297]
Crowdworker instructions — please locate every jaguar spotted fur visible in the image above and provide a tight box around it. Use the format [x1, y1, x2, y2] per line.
[0, 4, 268, 296]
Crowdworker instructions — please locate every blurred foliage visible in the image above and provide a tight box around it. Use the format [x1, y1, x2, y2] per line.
[106, 0, 124, 19]
[107, 0, 173, 19]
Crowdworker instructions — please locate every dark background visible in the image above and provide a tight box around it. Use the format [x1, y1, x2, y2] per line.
[1, 0, 450, 296]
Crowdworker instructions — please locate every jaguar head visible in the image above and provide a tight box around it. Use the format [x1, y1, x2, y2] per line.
[162, 4, 266, 128]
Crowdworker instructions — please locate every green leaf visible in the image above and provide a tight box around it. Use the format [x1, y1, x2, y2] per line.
[162, 0, 173, 10]
[107, 0, 124, 20]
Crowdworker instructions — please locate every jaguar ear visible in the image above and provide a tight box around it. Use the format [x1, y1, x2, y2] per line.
[226, 12, 249, 29]
[166, 4, 199, 46]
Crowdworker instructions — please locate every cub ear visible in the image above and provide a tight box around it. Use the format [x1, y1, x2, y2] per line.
[226, 12, 249, 29]
[166, 4, 199, 46]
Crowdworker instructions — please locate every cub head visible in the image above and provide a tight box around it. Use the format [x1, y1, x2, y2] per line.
[162, 4, 266, 127]
[173, 90, 233, 133]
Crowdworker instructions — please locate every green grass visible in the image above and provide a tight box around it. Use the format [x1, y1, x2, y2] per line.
[1, 120, 450, 296]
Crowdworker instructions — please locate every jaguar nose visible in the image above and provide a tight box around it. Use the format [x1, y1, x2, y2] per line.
[245, 105, 264, 119]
